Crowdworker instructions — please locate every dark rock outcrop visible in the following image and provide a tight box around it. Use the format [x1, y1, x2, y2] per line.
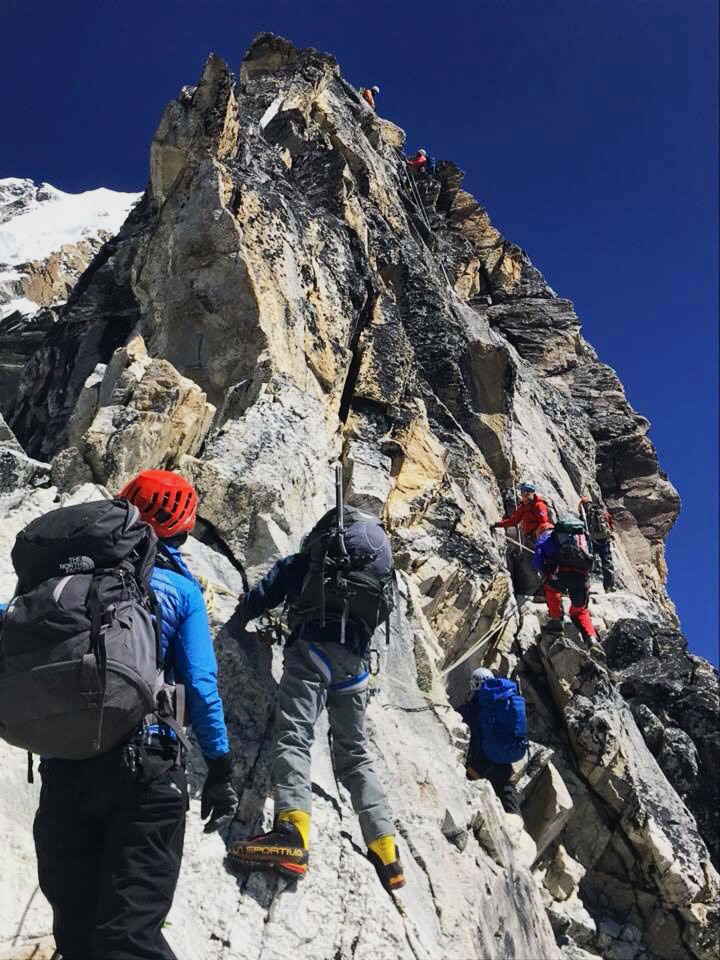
[608, 618, 720, 867]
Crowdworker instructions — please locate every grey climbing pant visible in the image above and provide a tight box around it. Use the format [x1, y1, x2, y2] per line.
[272, 637, 395, 845]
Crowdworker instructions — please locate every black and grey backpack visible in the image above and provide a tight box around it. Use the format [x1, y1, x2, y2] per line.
[584, 501, 612, 541]
[551, 515, 594, 572]
[0, 498, 176, 760]
[288, 505, 396, 653]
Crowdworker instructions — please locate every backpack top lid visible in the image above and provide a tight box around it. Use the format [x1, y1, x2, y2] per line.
[303, 507, 391, 566]
[476, 676, 518, 699]
[553, 514, 585, 535]
[11, 498, 156, 590]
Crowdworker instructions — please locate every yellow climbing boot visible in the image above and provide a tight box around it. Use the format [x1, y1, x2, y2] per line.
[368, 834, 405, 892]
[277, 809, 311, 849]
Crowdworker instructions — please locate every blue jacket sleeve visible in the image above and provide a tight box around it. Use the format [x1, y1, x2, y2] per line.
[242, 554, 309, 621]
[173, 581, 230, 760]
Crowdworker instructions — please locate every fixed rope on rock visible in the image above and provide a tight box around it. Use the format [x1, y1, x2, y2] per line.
[394, 146, 452, 287]
[439, 606, 520, 679]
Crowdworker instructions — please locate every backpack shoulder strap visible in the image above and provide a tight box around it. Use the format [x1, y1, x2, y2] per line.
[156, 543, 190, 579]
[145, 581, 165, 670]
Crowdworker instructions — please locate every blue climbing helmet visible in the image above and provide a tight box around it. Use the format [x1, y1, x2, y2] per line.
[519, 482, 535, 493]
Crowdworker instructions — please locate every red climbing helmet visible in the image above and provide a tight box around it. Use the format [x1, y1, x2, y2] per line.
[118, 469, 198, 538]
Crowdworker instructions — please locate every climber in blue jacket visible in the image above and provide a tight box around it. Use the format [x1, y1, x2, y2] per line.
[31, 470, 237, 960]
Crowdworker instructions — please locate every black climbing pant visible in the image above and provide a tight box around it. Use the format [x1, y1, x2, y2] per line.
[591, 538, 615, 589]
[34, 744, 187, 960]
[467, 750, 522, 816]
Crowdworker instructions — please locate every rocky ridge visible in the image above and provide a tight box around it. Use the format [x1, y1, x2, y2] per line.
[0, 34, 717, 960]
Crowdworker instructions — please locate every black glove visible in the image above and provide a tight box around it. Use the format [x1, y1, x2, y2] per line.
[201, 753, 238, 832]
[225, 597, 248, 635]
[491, 522, 502, 530]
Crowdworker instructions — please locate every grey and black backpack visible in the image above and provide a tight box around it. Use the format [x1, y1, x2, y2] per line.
[551, 515, 594, 572]
[0, 498, 171, 760]
[287, 506, 396, 654]
[584, 502, 612, 541]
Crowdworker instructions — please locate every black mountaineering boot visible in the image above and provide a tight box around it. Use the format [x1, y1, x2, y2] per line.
[570, 617, 607, 663]
[544, 618, 565, 636]
[227, 820, 308, 879]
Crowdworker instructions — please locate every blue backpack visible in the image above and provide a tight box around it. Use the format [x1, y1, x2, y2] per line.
[475, 678, 528, 764]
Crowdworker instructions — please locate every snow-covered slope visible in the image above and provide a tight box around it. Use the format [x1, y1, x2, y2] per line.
[0, 177, 140, 318]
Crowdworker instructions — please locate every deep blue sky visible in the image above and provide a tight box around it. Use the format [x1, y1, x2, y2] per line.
[3, 1, 717, 665]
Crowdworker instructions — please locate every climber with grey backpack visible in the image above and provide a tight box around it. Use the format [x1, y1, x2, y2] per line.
[0, 471, 237, 960]
[532, 514, 600, 643]
[579, 495, 616, 592]
[226, 463, 405, 893]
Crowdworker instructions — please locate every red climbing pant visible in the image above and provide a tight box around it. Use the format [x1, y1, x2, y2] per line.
[543, 571, 596, 638]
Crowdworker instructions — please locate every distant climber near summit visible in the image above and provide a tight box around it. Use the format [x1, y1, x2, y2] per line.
[360, 84, 380, 110]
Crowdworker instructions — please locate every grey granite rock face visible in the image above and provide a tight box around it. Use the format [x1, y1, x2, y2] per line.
[0, 32, 715, 960]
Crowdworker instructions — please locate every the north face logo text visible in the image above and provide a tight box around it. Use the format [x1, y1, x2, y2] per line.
[59, 556, 95, 574]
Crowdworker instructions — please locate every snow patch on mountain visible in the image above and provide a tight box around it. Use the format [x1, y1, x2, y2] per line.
[0, 178, 141, 319]
[0, 178, 140, 266]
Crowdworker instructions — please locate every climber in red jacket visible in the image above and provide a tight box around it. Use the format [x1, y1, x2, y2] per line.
[406, 149, 428, 173]
[492, 483, 550, 542]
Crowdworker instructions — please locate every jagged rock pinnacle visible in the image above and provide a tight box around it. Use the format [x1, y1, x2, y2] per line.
[0, 34, 715, 960]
